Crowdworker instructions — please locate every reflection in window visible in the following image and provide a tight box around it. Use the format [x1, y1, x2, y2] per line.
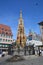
[6, 39, 7, 42]
[0, 44, 2, 47]
[2, 45, 5, 47]
[3, 39, 5, 41]
[2, 34, 5, 37]
[0, 38, 2, 41]
[0, 34, 1, 36]
[8, 40, 10, 42]
[5, 45, 8, 47]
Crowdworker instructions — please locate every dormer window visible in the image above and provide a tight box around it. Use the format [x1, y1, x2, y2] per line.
[2, 28, 4, 30]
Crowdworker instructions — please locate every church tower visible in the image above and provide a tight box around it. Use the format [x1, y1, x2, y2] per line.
[16, 10, 26, 47]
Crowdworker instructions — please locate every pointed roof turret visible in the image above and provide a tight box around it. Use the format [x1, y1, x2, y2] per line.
[20, 10, 22, 18]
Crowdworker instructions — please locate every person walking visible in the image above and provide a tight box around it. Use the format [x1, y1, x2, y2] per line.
[38, 48, 41, 56]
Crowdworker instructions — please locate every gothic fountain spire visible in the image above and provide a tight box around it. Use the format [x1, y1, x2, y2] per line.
[16, 10, 26, 47]
[20, 10, 22, 18]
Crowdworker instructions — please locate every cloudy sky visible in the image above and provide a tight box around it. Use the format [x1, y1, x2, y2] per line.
[0, 0, 43, 39]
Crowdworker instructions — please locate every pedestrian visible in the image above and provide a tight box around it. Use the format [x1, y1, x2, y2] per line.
[38, 48, 41, 56]
[40, 49, 42, 55]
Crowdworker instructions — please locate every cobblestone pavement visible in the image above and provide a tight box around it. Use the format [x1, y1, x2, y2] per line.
[0, 55, 43, 65]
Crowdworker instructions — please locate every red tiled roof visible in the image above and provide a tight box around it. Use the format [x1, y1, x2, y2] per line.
[0, 24, 13, 36]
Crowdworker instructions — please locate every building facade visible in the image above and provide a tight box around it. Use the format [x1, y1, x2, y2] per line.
[27, 30, 42, 47]
[26, 30, 42, 55]
[38, 21, 43, 44]
[0, 24, 14, 51]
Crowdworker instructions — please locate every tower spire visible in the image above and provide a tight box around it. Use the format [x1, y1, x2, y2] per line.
[20, 10, 22, 18]
[16, 11, 26, 47]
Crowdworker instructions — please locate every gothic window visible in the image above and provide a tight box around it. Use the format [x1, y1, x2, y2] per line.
[20, 28, 22, 33]
[17, 37, 19, 39]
